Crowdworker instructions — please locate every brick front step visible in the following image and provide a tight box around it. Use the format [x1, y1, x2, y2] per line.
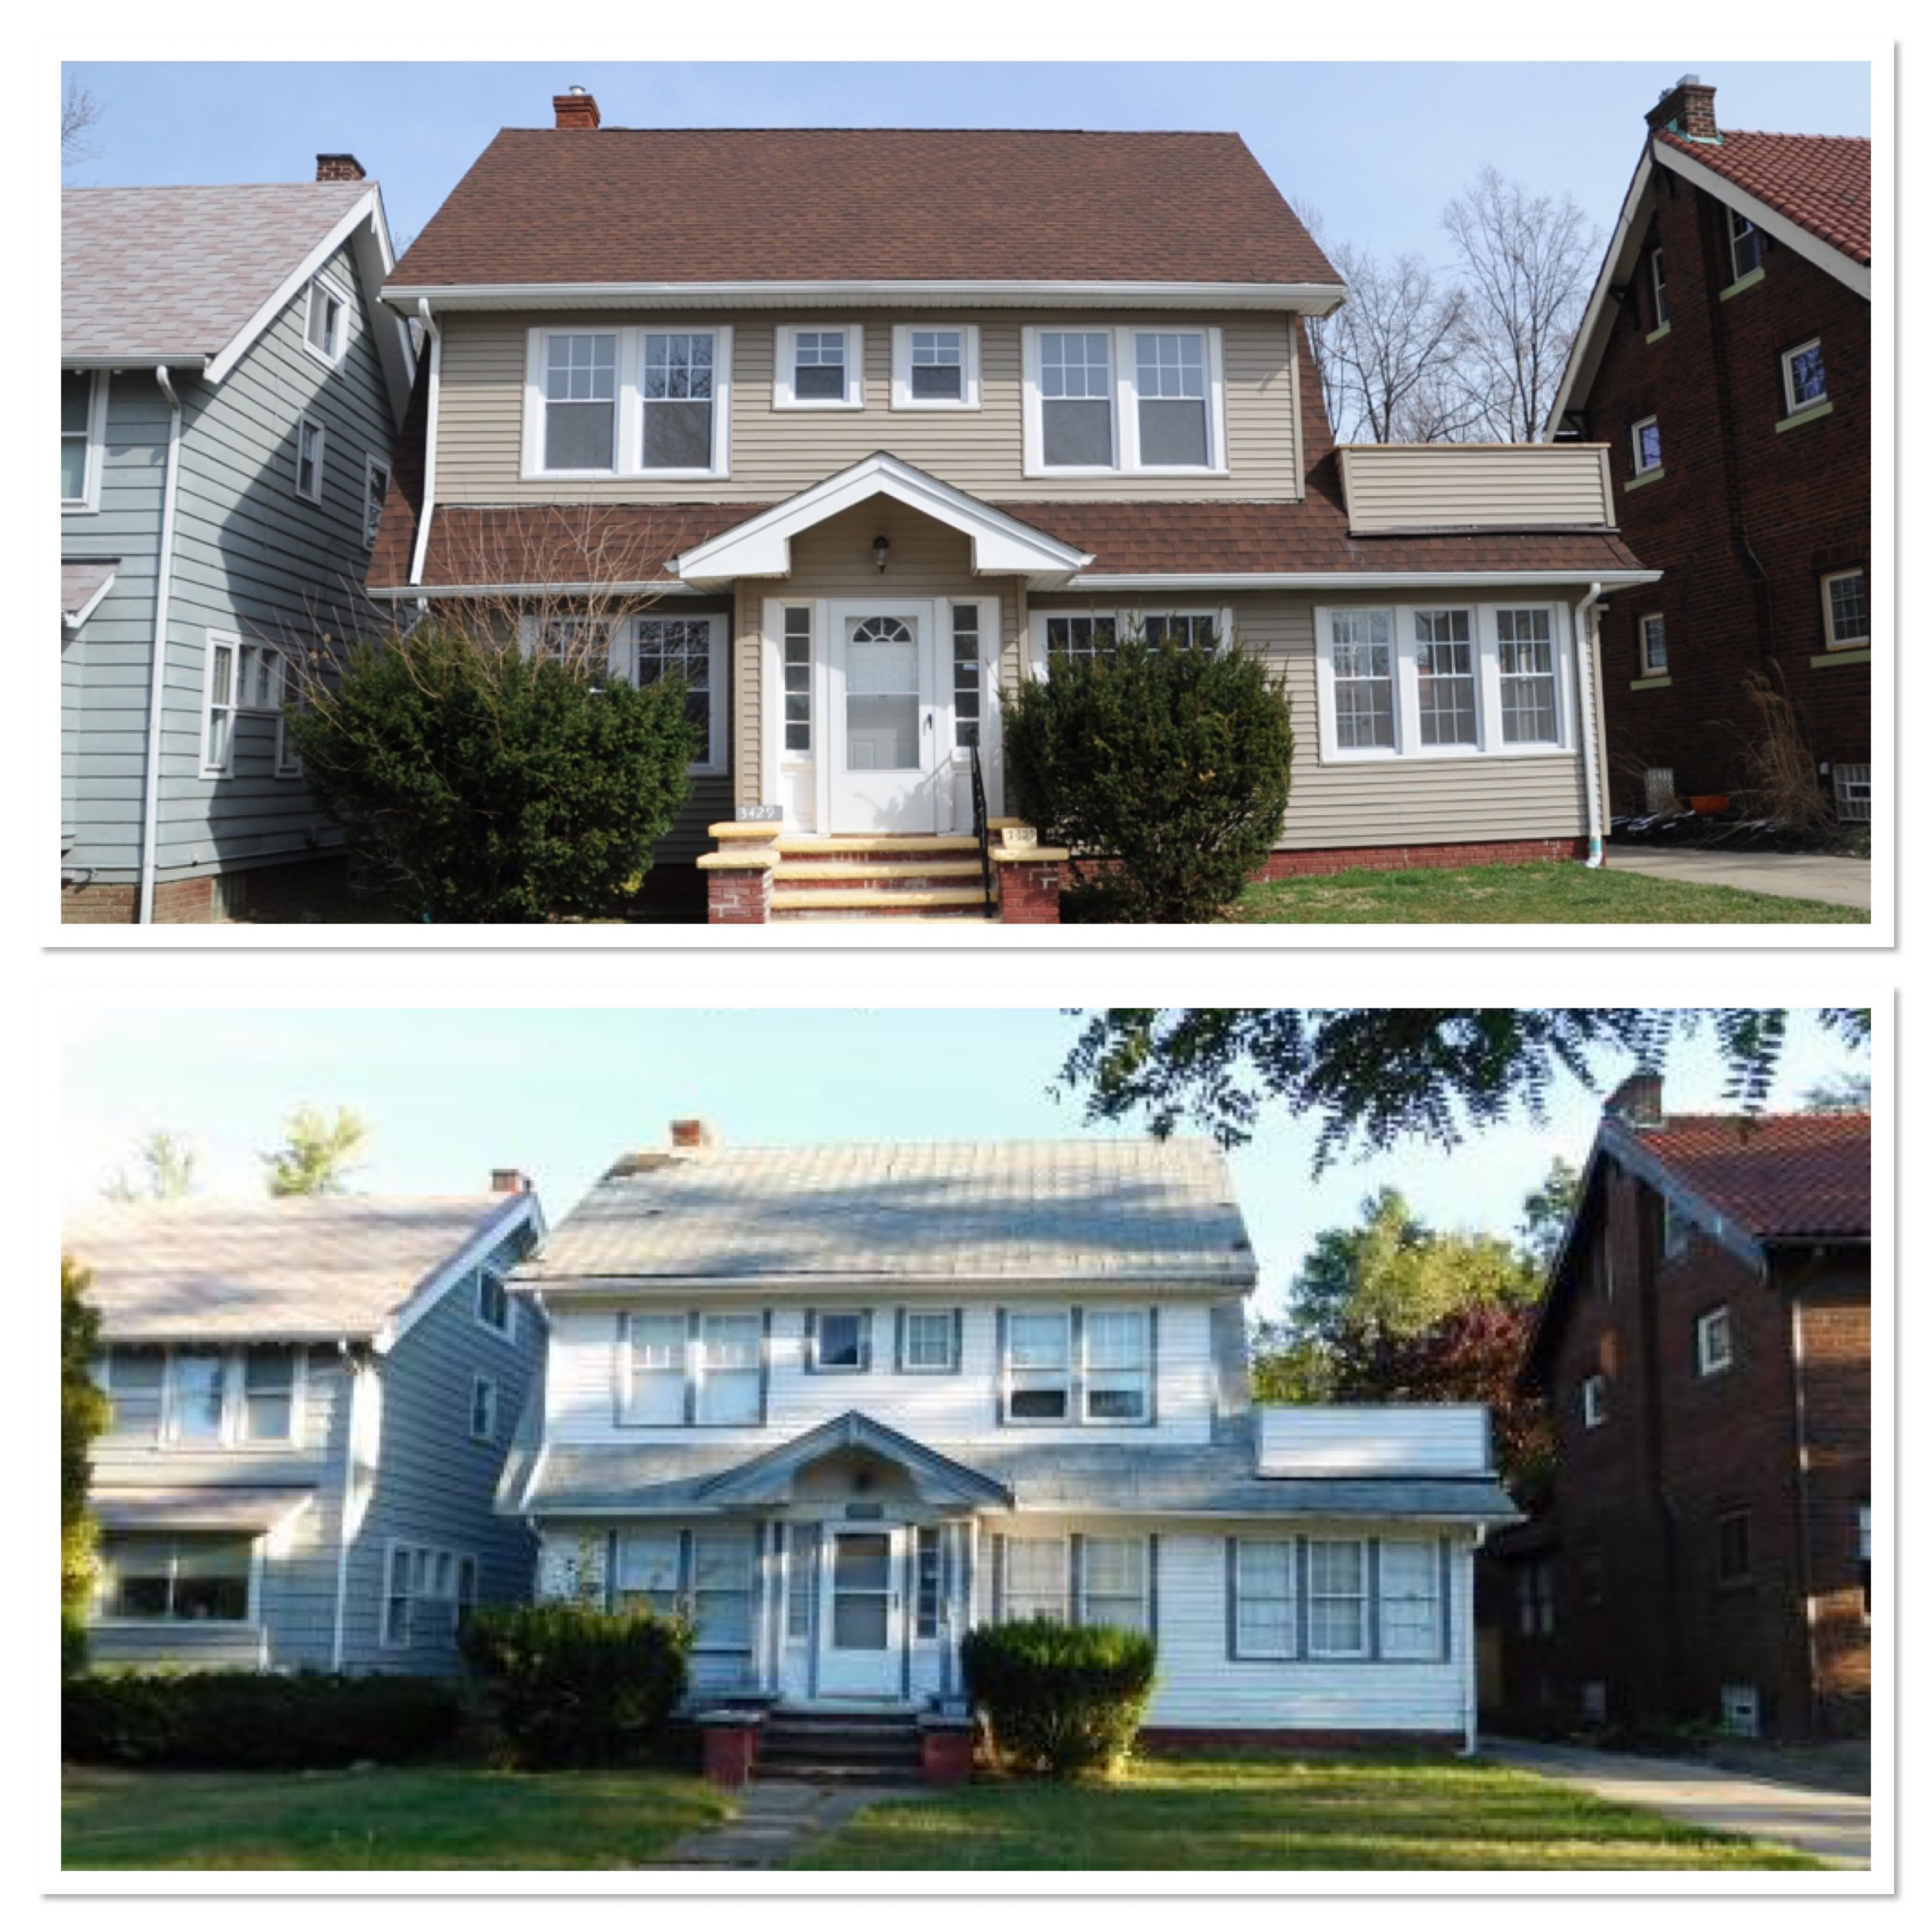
[775, 866, 990, 895]
[776, 835, 983, 860]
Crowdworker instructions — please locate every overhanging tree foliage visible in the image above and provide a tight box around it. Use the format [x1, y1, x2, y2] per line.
[1057, 1009, 1872, 1165]
[63, 1257, 109, 1673]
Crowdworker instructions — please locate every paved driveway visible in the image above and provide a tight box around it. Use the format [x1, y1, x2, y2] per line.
[1484, 1738, 1871, 1867]
[1607, 847, 1871, 912]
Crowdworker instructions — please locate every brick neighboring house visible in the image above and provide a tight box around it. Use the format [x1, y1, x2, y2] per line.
[1481, 1075, 1870, 1742]
[1547, 76, 1871, 823]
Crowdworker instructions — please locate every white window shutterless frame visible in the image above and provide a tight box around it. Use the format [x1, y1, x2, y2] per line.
[1021, 326, 1226, 477]
[775, 325, 865, 409]
[521, 327, 733, 479]
[826, 598, 943, 835]
[817, 1525, 904, 1698]
[891, 325, 981, 410]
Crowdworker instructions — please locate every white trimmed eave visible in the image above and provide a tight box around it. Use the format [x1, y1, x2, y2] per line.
[674, 451, 1094, 589]
[63, 571, 118, 632]
[1068, 568, 1661, 592]
[513, 1271, 1257, 1299]
[374, 1191, 546, 1354]
[60, 352, 209, 371]
[380, 277, 1350, 316]
[368, 578, 694, 602]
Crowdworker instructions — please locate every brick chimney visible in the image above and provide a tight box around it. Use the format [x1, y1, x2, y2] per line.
[669, 1118, 715, 1152]
[1604, 1072, 1665, 1131]
[315, 153, 367, 182]
[553, 87, 601, 131]
[490, 1167, 531, 1194]
[1644, 75, 1721, 144]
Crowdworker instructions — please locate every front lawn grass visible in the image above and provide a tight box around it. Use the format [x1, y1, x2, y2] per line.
[61, 1762, 731, 1870]
[793, 1752, 1822, 1871]
[1234, 861, 1863, 924]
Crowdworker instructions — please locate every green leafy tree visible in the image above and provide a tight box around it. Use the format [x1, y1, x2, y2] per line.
[1001, 631, 1295, 922]
[1516, 1155, 1583, 1275]
[1802, 1071, 1872, 1113]
[62, 1257, 109, 1672]
[261, 1105, 371, 1197]
[1057, 1008, 1871, 1163]
[103, 1129, 197, 1201]
[288, 617, 699, 923]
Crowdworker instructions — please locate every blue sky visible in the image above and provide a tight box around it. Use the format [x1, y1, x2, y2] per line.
[61, 1008, 1866, 1317]
[60, 61, 1871, 266]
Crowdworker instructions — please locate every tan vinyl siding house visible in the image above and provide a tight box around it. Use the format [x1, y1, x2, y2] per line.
[366, 97, 1655, 902]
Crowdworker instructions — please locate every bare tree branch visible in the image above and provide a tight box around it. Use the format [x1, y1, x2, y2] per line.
[62, 80, 103, 165]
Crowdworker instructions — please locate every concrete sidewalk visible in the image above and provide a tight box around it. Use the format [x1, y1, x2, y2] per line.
[1484, 1738, 1871, 1866]
[1606, 847, 1872, 912]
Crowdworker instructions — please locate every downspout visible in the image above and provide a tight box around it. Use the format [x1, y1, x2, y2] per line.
[1463, 1524, 1487, 1755]
[1574, 582, 1607, 867]
[407, 299, 442, 599]
[1787, 1269, 1823, 1735]
[136, 366, 186, 923]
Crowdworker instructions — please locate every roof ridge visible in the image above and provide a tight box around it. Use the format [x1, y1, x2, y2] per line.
[493, 124, 1246, 137]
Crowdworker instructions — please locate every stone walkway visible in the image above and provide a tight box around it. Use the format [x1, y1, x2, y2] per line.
[654, 1779, 934, 1869]
[1605, 847, 1872, 912]
[1484, 1738, 1872, 1867]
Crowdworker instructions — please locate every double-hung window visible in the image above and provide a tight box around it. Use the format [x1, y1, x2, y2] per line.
[1497, 608, 1560, 744]
[99, 1347, 165, 1440]
[294, 417, 327, 503]
[202, 634, 241, 776]
[527, 328, 731, 478]
[1728, 209, 1763, 282]
[1035, 330, 1115, 469]
[303, 275, 348, 366]
[641, 331, 720, 469]
[692, 1531, 754, 1647]
[100, 1534, 253, 1623]
[1820, 568, 1869, 649]
[383, 1542, 467, 1647]
[1001, 1537, 1069, 1622]
[1084, 1309, 1150, 1422]
[239, 1349, 298, 1444]
[777, 325, 862, 408]
[469, 1374, 500, 1442]
[165, 1351, 228, 1444]
[696, 1313, 761, 1425]
[1080, 1537, 1149, 1633]
[1414, 610, 1478, 748]
[1004, 1309, 1072, 1421]
[62, 368, 105, 509]
[811, 1309, 871, 1374]
[611, 616, 726, 774]
[900, 1308, 960, 1374]
[540, 332, 619, 472]
[475, 1265, 513, 1338]
[891, 325, 980, 408]
[1377, 1540, 1441, 1658]
[1650, 248, 1670, 329]
[1232, 1539, 1297, 1657]
[1641, 612, 1669, 676]
[1306, 1539, 1368, 1657]
[1782, 337, 1828, 414]
[615, 1528, 682, 1616]
[1328, 610, 1397, 750]
[1133, 331, 1211, 466]
[625, 1312, 688, 1425]
[1026, 326, 1223, 473]
[1631, 414, 1663, 476]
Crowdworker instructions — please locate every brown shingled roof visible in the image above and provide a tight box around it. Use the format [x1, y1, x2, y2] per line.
[1641, 1110, 1871, 1241]
[1657, 128, 1871, 266]
[390, 128, 1340, 288]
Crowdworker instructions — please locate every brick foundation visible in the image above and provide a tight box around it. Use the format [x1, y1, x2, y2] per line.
[1140, 1728, 1464, 1755]
[1257, 838, 1590, 879]
[995, 857, 1066, 923]
[705, 865, 774, 924]
[59, 856, 357, 925]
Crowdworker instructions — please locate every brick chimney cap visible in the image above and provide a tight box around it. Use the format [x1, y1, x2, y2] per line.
[669, 1118, 715, 1152]
[490, 1166, 531, 1194]
[315, 152, 367, 183]
[552, 88, 602, 130]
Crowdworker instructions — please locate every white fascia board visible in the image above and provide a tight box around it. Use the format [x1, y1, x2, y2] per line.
[381, 278, 1349, 315]
[1068, 569, 1662, 592]
[1651, 140, 1872, 300]
[675, 452, 1092, 583]
[347, 198, 419, 421]
[61, 353, 209, 371]
[374, 1192, 543, 1353]
[1545, 149, 1659, 438]
[521, 1270, 1253, 1297]
[63, 571, 118, 631]
[205, 189, 387, 387]
[367, 578, 692, 601]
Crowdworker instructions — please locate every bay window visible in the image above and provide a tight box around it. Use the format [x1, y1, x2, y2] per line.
[1025, 325, 1225, 474]
[1315, 601, 1571, 762]
[100, 1534, 253, 1623]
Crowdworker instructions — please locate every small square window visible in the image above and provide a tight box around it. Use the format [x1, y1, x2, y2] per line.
[900, 1309, 958, 1373]
[1697, 1306, 1734, 1376]
[813, 1310, 869, 1372]
[1820, 568, 1869, 649]
[1582, 1373, 1609, 1429]
[778, 325, 861, 408]
[1782, 337, 1828, 414]
[894, 325, 980, 409]
[1631, 415, 1663, 475]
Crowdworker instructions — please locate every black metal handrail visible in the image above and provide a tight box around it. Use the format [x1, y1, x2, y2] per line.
[968, 737, 995, 914]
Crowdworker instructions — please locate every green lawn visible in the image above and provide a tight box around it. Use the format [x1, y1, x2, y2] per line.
[61, 1763, 731, 1870]
[793, 1754, 1823, 1872]
[1234, 862, 1863, 924]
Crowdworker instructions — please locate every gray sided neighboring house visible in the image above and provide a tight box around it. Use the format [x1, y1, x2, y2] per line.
[66, 1182, 546, 1675]
[61, 165, 414, 924]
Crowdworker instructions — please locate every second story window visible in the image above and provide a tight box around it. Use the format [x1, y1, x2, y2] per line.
[63, 369, 105, 509]
[1084, 1309, 1150, 1422]
[641, 331, 718, 469]
[1781, 337, 1829, 414]
[304, 274, 349, 365]
[542, 332, 619, 471]
[1696, 1306, 1734, 1376]
[1005, 1309, 1072, 1421]
[1026, 326, 1224, 475]
[811, 1309, 872, 1374]
[1728, 208, 1763, 283]
[475, 1266, 513, 1338]
[240, 1349, 297, 1443]
[527, 327, 732, 479]
[892, 325, 980, 409]
[1581, 1372, 1609, 1429]
[1035, 330, 1115, 469]
[363, 456, 391, 549]
[1820, 568, 1869, 650]
[776, 325, 862, 408]
[1650, 247, 1670, 329]
[899, 1308, 961, 1374]
[294, 417, 327, 503]
[1133, 331, 1210, 467]
[469, 1374, 500, 1442]
[1631, 414, 1663, 476]
[1641, 612, 1669, 676]
[165, 1351, 227, 1444]
[626, 1313, 688, 1424]
[696, 1313, 761, 1424]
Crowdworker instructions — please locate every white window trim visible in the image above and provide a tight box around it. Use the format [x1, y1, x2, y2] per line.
[363, 453, 391, 549]
[1377, 1537, 1443, 1660]
[1305, 1537, 1371, 1660]
[153, 1344, 308, 1451]
[1021, 325, 1227, 478]
[294, 415, 327, 503]
[900, 1307, 960, 1374]
[1077, 1534, 1151, 1633]
[62, 367, 109, 514]
[1696, 1306, 1734, 1377]
[1232, 1537, 1298, 1660]
[303, 272, 352, 369]
[521, 325, 734, 481]
[382, 1538, 472, 1650]
[470, 1373, 500, 1441]
[1820, 568, 1869, 649]
[1650, 248, 1669, 328]
[1630, 414, 1663, 475]
[999, 1534, 1072, 1623]
[1582, 1373, 1609, 1429]
[276, 672, 306, 781]
[1001, 1306, 1075, 1426]
[1780, 336, 1828, 414]
[473, 1263, 515, 1341]
[1313, 601, 1573, 764]
[890, 323, 982, 411]
[1081, 1304, 1152, 1425]
[94, 1531, 263, 1628]
[618, 1310, 690, 1427]
[1641, 611, 1669, 675]
[774, 322, 866, 411]
[1026, 605, 1234, 679]
[202, 629, 242, 778]
[629, 612, 729, 776]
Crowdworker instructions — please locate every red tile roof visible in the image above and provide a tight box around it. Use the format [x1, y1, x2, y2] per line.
[389, 128, 1340, 288]
[1657, 128, 1871, 266]
[1642, 1111, 1872, 1239]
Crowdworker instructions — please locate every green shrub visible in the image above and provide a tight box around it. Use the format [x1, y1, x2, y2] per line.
[1001, 630, 1294, 922]
[961, 1618, 1158, 1780]
[460, 1601, 691, 1768]
[289, 620, 700, 924]
[62, 1670, 463, 1769]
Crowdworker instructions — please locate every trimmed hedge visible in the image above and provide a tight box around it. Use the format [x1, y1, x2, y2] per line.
[961, 1618, 1158, 1780]
[62, 1669, 463, 1770]
[460, 1601, 691, 1768]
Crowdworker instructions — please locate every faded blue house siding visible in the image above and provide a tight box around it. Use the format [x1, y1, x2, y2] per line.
[62, 232, 402, 894]
[338, 1250, 548, 1675]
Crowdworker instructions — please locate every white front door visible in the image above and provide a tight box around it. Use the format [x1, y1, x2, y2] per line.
[828, 601, 941, 834]
[817, 1526, 903, 1699]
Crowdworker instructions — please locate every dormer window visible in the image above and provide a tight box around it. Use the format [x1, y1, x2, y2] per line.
[776, 325, 863, 409]
[303, 274, 349, 366]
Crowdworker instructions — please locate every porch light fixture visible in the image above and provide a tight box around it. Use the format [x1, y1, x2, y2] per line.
[872, 534, 891, 573]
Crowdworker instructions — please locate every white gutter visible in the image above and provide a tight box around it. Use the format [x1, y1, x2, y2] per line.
[1069, 569, 1662, 592]
[1574, 581, 1607, 867]
[136, 366, 185, 924]
[369, 579, 691, 601]
[407, 299, 442, 591]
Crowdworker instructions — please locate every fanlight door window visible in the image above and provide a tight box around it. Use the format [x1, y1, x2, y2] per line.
[844, 617, 920, 773]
